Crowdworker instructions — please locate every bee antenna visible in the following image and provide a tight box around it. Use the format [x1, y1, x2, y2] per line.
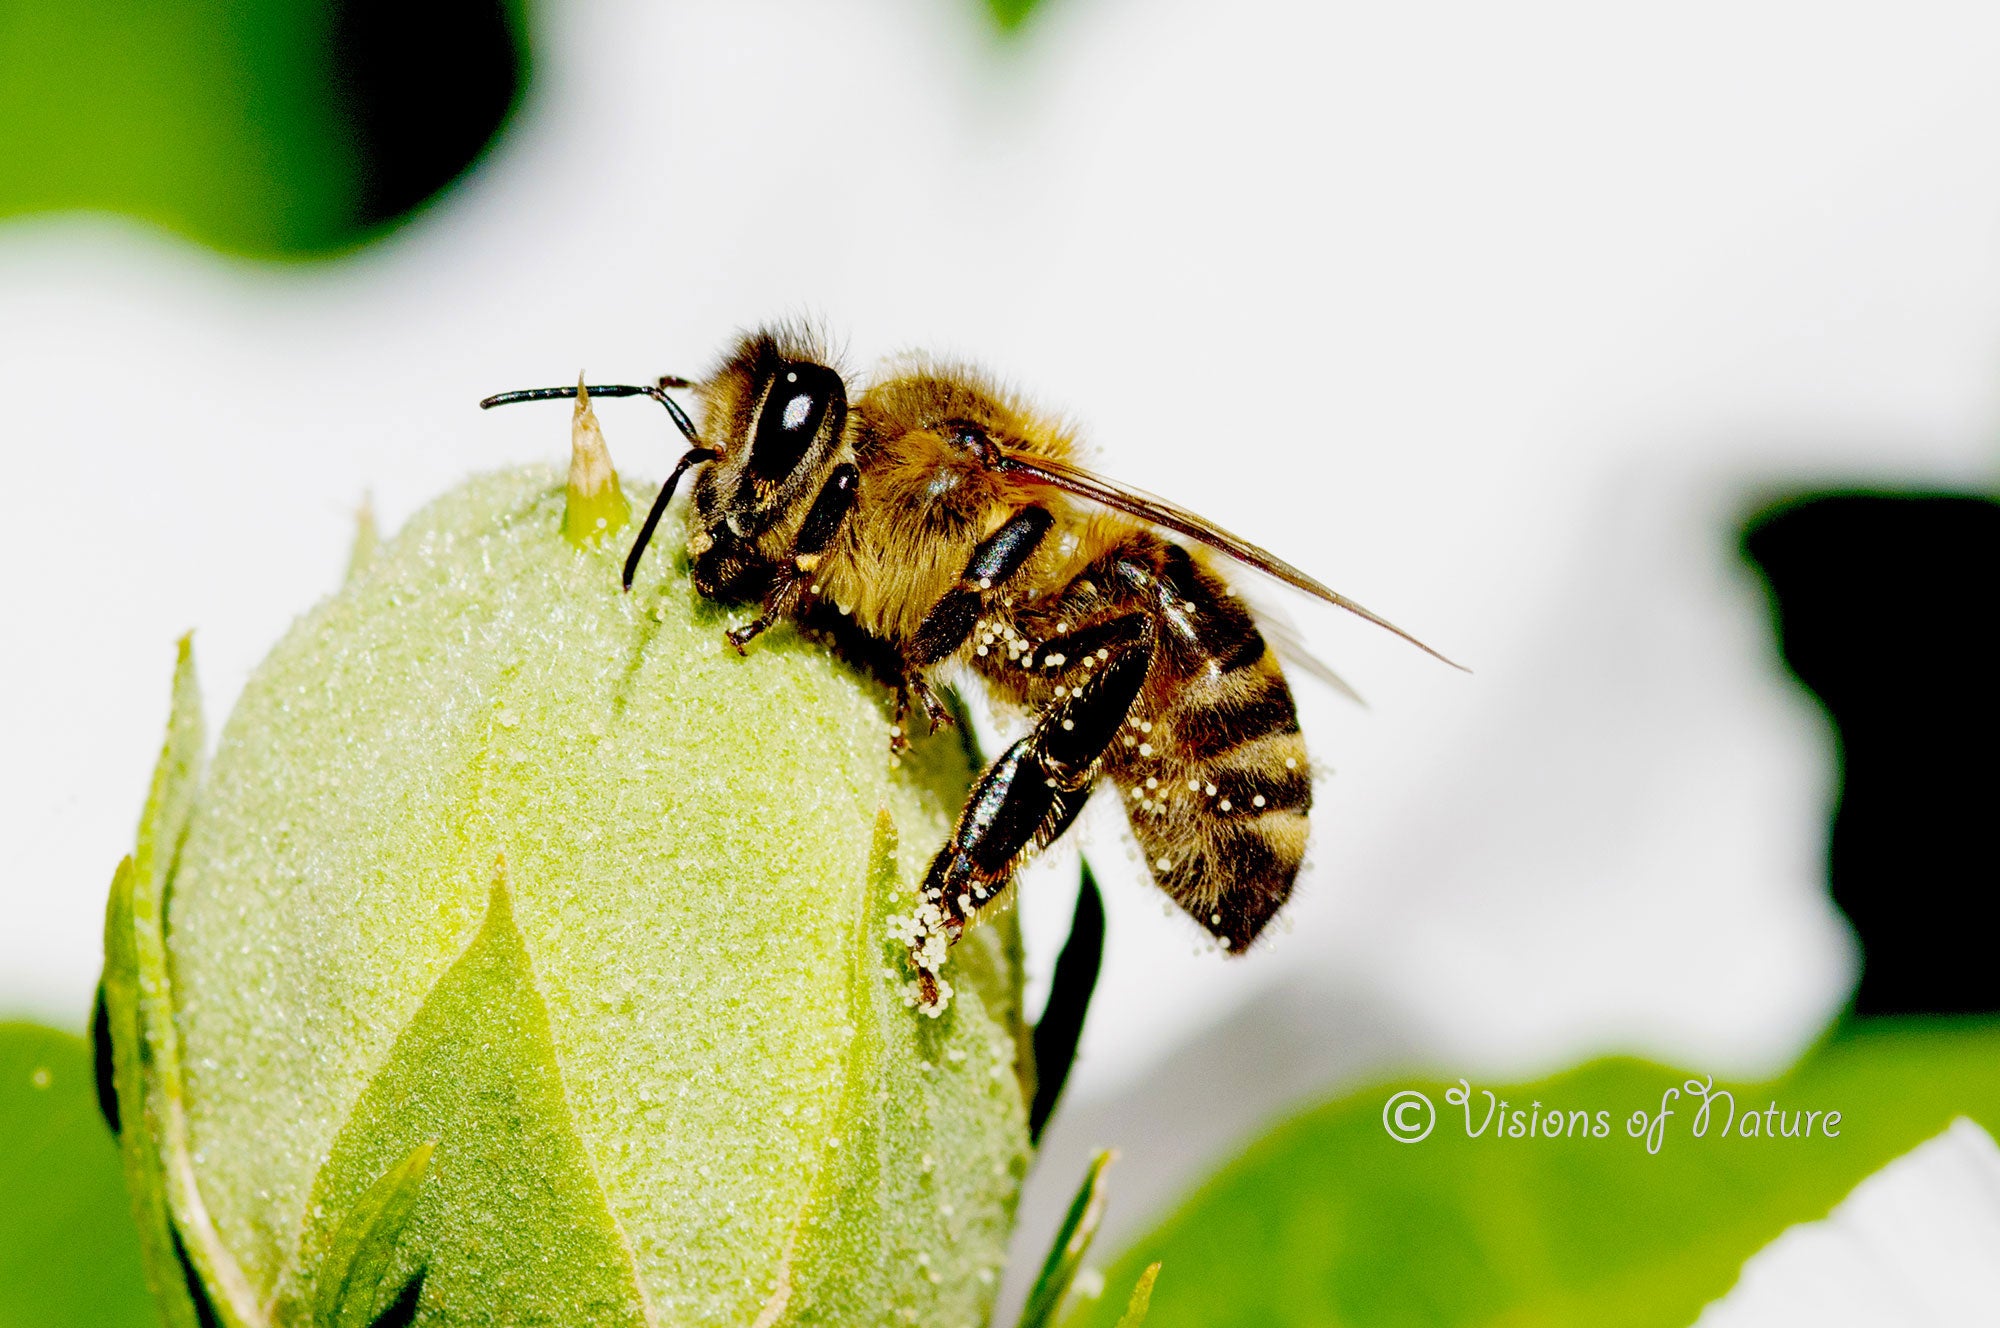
[479, 381, 704, 450]
[479, 379, 719, 591]
[621, 443, 719, 591]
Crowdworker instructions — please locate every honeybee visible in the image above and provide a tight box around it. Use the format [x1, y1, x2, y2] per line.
[484, 326, 1457, 1006]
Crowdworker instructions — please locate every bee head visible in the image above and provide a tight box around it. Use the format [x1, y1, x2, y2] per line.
[687, 326, 851, 599]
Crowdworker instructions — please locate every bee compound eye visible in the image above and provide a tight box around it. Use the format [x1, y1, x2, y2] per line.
[747, 362, 846, 486]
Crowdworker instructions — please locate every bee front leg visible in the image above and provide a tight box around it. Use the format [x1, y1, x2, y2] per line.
[909, 625, 1153, 1006]
[724, 463, 859, 654]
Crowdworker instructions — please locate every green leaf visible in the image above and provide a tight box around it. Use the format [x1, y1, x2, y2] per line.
[312, 1142, 435, 1328]
[101, 857, 201, 1328]
[1020, 1149, 1116, 1328]
[1113, 1264, 1160, 1328]
[103, 636, 220, 1327]
[0, 1022, 155, 1328]
[134, 634, 204, 905]
[984, 0, 1050, 35]
[1031, 863, 1105, 1141]
[0, 0, 346, 253]
[0, 0, 526, 256]
[106, 639, 263, 1327]
[1074, 1018, 2000, 1328]
[278, 868, 649, 1326]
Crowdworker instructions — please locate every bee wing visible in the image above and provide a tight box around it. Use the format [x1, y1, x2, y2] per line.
[1238, 587, 1370, 708]
[993, 446, 1466, 670]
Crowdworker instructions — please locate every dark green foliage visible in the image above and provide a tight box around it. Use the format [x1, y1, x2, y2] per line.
[91, 983, 119, 1136]
[171, 1228, 224, 1328]
[367, 1270, 426, 1328]
[1744, 491, 2000, 1015]
[1032, 864, 1105, 1141]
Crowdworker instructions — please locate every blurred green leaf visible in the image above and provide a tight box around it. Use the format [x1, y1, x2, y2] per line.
[1021, 1149, 1115, 1328]
[985, 0, 1049, 34]
[1113, 1263, 1160, 1327]
[0, 0, 354, 254]
[0, 1021, 155, 1328]
[0, 0, 526, 257]
[1072, 1019, 2000, 1328]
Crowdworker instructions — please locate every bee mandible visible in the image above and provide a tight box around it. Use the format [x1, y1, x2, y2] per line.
[484, 326, 1459, 1006]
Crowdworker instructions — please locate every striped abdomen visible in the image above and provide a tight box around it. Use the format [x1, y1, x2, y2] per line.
[994, 533, 1312, 951]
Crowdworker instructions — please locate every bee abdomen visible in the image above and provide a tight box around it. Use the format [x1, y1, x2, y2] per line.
[1118, 656, 1312, 951]
[1176, 669, 1300, 763]
[1207, 758, 1312, 817]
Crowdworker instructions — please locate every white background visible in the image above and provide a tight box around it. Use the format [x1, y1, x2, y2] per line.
[5, 0, 1999, 1287]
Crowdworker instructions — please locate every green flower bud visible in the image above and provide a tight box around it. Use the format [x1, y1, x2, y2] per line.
[100, 415, 1036, 1327]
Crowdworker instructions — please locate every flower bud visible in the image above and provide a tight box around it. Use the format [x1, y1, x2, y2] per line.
[101, 437, 1031, 1326]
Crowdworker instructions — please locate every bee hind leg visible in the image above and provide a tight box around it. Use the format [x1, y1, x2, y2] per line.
[908, 626, 1154, 1003]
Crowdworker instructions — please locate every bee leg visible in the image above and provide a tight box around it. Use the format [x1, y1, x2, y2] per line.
[723, 463, 860, 654]
[889, 679, 953, 757]
[725, 598, 796, 654]
[909, 626, 1153, 1001]
[909, 505, 1056, 666]
[899, 674, 956, 735]
[893, 505, 1055, 752]
[890, 687, 912, 757]
[911, 735, 1098, 1008]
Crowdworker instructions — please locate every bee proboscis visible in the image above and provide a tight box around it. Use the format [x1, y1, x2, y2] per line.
[484, 327, 1459, 1007]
